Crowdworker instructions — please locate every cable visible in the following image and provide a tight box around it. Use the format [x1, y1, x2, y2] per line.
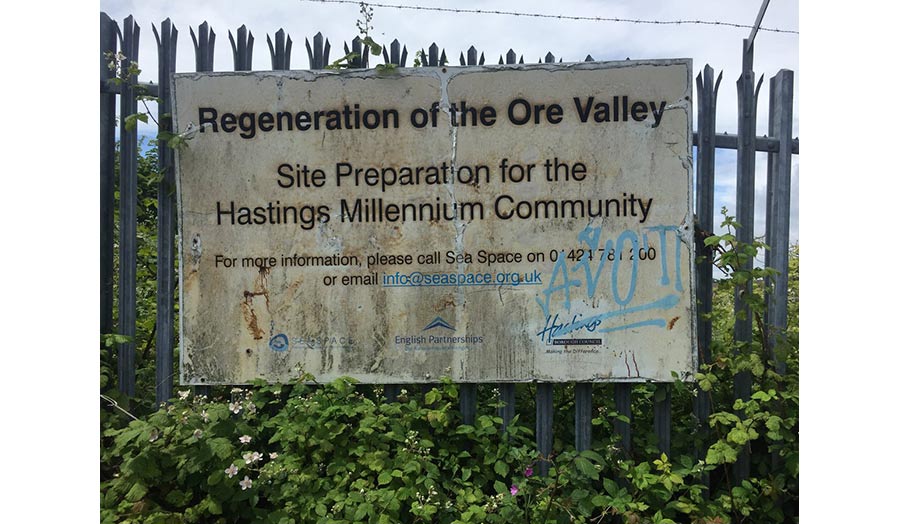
[300, 0, 799, 35]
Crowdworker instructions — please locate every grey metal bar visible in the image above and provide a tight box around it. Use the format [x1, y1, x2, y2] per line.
[460, 383, 476, 425]
[421, 43, 445, 67]
[383, 384, 399, 402]
[383, 39, 406, 66]
[574, 383, 592, 451]
[733, 38, 761, 482]
[344, 36, 369, 68]
[613, 383, 632, 454]
[692, 132, 798, 154]
[100, 80, 159, 96]
[306, 32, 330, 69]
[191, 20, 215, 399]
[498, 383, 515, 430]
[461, 45, 482, 66]
[694, 65, 720, 425]
[694, 65, 720, 495]
[190, 21, 215, 71]
[536, 384, 553, 475]
[117, 15, 140, 398]
[229, 25, 254, 71]
[154, 18, 178, 405]
[653, 385, 672, 456]
[100, 13, 117, 344]
[765, 70, 794, 375]
[268, 29, 292, 70]
[748, 0, 772, 48]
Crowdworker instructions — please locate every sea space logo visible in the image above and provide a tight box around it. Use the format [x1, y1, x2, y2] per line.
[269, 333, 289, 352]
[423, 316, 454, 332]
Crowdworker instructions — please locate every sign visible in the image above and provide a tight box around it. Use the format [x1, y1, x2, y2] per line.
[173, 60, 696, 384]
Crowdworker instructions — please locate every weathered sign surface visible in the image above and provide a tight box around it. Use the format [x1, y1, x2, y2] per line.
[173, 60, 695, 384]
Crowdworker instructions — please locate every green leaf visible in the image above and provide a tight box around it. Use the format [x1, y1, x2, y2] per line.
[603, 478, 619, 496]
[580, 450, 603, 462]
[493, 480, 507, 495]
[208, 468, 224, 486]
[424, 389, 440, 405]
[494, 460, 509, 477]
[208, 437, 233, 460]
[124, 112, 149, 131]
[362, 37, 382, 55]
[574, 456, 599, 480]
[125, 482, 147, 502]
[378, 470, 393, 485]
[571, 488, 589, 501]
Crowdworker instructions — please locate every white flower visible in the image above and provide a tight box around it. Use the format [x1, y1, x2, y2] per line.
[239, 435, 252, 444]
[229, 402, 242, 414]
[178, 390, 190, 400]
[243, 451, 262, 464]
[200, 410, 209, 422]
[239, 475, 253, 490]
[268, 452, 278, 460]
[225, 464, 239, 478]
[148, 429, 159, 443]
[193, 429, 203, 439]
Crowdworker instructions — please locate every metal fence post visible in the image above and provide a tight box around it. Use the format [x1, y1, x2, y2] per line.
[382, 39, 407, 66]
[190, 20, 215, 398]
[694, 64, 721, 494]
[117, 15, 140, 398]
[694, 64, 720, 417]
[536, 383, 553, 475]
[498, 384, 516, 430]
[574, 383, 592, 451]
[229, 25, 254, 71]
[614, 383, 632, 454]
[100, 13, 117, 347]
[734, 38, 763, 482]
[765, 70, 794, 375]
[306, 32, 331, 70]
[653, 385, 672, 456]
[154, 18, 178, 405]
[268, 29, 293, 70]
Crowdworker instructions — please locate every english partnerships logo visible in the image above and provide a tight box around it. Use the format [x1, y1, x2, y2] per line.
[422, 316, 455, 331]
[394, 316, 485, 350]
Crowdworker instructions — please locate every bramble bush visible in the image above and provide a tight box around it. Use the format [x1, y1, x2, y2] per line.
[101, 143, 798, 523]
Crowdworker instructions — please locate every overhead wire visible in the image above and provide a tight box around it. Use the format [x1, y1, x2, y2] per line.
[299, 0, 799, 35]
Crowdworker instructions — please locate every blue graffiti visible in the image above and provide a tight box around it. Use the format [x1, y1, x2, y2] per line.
[535, 222, 686, 339]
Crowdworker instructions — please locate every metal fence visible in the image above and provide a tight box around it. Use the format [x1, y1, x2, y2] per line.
[99, 12, 797, 483]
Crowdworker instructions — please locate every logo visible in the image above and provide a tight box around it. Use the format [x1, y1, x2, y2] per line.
[269, 333, 289, 352]
[422, 316, 454, 332]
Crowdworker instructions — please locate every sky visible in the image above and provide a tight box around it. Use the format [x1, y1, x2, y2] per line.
[99, 0, 800, 245]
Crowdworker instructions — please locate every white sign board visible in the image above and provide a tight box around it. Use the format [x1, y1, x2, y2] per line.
[173, 61, 695, 384]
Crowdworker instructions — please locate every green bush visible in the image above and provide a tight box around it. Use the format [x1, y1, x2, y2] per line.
[101, 145, 798, 523]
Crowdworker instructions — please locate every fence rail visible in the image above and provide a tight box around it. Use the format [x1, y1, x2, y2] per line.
[99, 12, 797, 489]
